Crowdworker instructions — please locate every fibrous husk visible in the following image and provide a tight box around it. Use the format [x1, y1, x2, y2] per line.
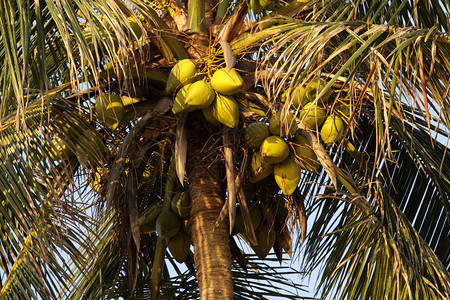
[156, 210, 181, 239]
[273, 157, 302, 196]
[75, 129, 107, 169]
[320, 114, 345, 146]
[292, 134, 320, 173]
[210, 68, 244, 95]
[166, 59, 198, 94]
[260, 136, 289, 164]
[245, 122, 270, 149]
[171, 192, 191, 218]
[299, 102, 326, 130]
[251, 222, 276, 259]
[212, 94, 239, 128]
[172, 84, 196, 115]
[250, 151, 273, 183]
[184, 80, 215, 108]
[268, 111, 297, 137]
[95, 93, 125, 130]
[168, 231, 191, 263]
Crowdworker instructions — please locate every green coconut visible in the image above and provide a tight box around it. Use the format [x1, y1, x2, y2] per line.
[166, 59, 198, 94]
[320, 114, 345, 146]
[202, 105, 220, 125]
[234, 205, 263, 234]
[95, 93, 125, 130]
[168, 231, 191, 263]
[171, 192, 191, 218]
[49, 136, 74, 161]
[260, 136, 289, 164]
[289, 85, 310, 108]
[268, 111, 297, 137]
[245, 122, 270, 149]
[292, 134, 320, 173]
[273, 157, 302, 196]
[250, 151, 274, 183]
[172, 84, 196, 115]
[156, 210, 181, 239]
[212, 94, 239, 128]
[127, 16, 143, 39]
[184, 80, 215, 109]
[181, 217, 191, 235]
[305, 78, 332, 102]
[299, 102, 326, 130]
[75, 129, 107, 169]
[251, 222, 276, 259]
[210, 68, 244, 95]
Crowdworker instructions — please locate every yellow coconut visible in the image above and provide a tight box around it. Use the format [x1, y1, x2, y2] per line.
[289, 85, 310, 108]
[165, 59, 198, 94]
[95, 93, 125, 130]
[202, 105, 220, 125]
[171, 192, 191, 218]
[210, 68, 244, 95]
[250, 151, 274, 183]
[172, 84, 196, 115]
[273, 157, 302, 196]
[75, 129, 107, 169]
[305, 78, 332, 102]
[251, 222, 276, 259]
[268, 111, 297, 137]
[49, 136, 74, 161]
[168, 231, 191, 263]
[299, 102, 326, 130]
[212, 94, 239, 128]
[260, 136, 289, 164]
[245, 122, 270, 149]
[320, 114, 345, 146]
[184, 80, 215, 109]
[292, 134, 320, 173]
[156, 210, 181, 239]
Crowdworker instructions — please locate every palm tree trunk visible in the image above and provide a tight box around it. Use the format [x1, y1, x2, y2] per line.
[187, 126, 233, 299]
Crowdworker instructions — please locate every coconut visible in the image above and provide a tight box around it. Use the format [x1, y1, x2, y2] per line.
[172, 84, 196, 115]
[75, 129, 107, 169]
[181, 217, 191, 235]
[171, 192, 191, 218]
[156, 210, 181, 239]
[273, 157, 302, 196]
[245, 122, 270, 149]
[250, 151, 274, 183]
[212, 94, 239, 128]
[292, 134, 320, 173]
[260, 136, 289, 164]
[127, 16, 142, 39]
[234, 205, 263, 234]
[320, 114, 345, 146]
[289, 85, 310, 108]
[95, 93, 125, 130]
[210, 68, 244, 95]
[251, 222, 276, 259]
[49, 136, 74, 161]
[268, 111, 297, 137]
[305, 78, 332, 102]
[184, 80, 215, 109]
[165, 59, 198, 94]
[299, 102, 326, 130]
[202, 105, 220, 125]
[168, 231, 191, 263]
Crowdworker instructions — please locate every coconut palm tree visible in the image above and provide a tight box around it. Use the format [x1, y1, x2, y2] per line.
[0, 0, 449, 298]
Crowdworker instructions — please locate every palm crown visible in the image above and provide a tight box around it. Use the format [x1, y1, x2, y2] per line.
[0, 0, 449, 298]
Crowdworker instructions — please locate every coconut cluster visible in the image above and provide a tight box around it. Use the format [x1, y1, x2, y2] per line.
[137, 191, 193, 263]
[167, 59, 244, 128]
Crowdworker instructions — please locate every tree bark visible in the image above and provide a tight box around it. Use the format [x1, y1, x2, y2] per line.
[187, 126, 233, 299]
